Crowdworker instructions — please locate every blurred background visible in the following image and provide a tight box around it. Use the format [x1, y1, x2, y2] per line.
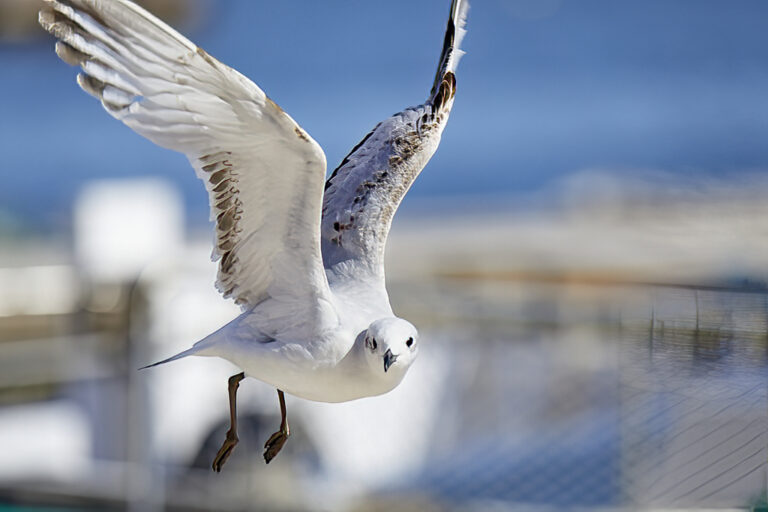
[1, 0, 767, 510]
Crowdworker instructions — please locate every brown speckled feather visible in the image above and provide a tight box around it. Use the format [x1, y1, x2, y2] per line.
[321, 0, 469, 282]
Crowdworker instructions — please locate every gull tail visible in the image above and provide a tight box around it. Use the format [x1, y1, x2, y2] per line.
[139, 338, 216, 370]
[428, 0, 470, 106]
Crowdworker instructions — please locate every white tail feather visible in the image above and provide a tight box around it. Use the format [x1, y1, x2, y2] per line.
[139, 338, 216, 370]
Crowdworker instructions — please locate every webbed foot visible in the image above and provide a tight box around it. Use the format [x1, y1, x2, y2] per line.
[212, 430, 239, 472]
[263, 427, 289, 463]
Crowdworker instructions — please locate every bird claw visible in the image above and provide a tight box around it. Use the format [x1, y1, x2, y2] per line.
[212, 431, 238, 472]
[263, 428, 289, 464]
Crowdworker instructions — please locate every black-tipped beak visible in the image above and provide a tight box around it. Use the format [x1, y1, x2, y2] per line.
[383, 349, 399, 372]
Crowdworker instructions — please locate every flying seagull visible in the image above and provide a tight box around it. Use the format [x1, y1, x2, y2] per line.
[39, 0, 469, 467]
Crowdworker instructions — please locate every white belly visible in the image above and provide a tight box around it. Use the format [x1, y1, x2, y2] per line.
[251, 369, 400, 403]
[203, 334, 401, 403]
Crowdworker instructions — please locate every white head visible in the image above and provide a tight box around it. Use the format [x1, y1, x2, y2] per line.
[362, 317, 419, 378]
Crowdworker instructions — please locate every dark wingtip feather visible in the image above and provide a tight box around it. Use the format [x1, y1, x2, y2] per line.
[429, 0, 469, 104]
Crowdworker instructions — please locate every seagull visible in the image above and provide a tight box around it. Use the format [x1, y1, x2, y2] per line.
[39, 0, 469, 467]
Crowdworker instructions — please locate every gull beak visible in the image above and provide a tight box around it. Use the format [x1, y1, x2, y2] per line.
[383, 349, 398, 372]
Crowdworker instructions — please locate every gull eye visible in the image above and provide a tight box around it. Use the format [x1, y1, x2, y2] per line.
[406, 337, 414, 348]
[371, 338, 378, 350]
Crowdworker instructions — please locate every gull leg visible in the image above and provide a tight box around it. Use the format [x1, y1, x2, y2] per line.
[212, 372, 245, 472]
[263, 389, 290, 463]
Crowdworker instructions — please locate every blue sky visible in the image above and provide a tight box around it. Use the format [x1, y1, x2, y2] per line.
[2, 0, 768, 231]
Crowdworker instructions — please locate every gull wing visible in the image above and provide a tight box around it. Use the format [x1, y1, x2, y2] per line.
[321, 0, 469, 283]
[40, 0, 336, 330]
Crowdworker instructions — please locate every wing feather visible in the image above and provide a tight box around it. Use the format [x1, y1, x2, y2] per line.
[40, 0, 336, 332]
[321, 0, 469, 281]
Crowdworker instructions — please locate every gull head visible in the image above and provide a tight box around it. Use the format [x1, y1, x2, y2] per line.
[362, 317, 419, 377]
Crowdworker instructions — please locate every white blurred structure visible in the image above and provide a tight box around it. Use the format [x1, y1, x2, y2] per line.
[0, 265, 79, 317]
[0, 401, 92, 481]
[74, 179, 184, 282]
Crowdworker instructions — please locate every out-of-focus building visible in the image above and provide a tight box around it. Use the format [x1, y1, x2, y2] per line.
[0, 174, 766, 510]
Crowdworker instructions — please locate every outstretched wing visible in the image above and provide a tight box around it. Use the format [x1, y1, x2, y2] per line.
[40, 0, 336, 330]
[321, 0, 469, 282]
